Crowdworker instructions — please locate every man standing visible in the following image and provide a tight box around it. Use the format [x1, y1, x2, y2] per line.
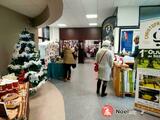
[131, 36, 139, 58]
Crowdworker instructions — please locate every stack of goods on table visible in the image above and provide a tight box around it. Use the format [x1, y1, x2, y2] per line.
[44, 42, 59, 67]
[0, 73, 29, 120]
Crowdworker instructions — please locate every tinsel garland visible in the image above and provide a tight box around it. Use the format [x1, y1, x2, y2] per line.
[24, 71, 37, 79]
[19, 34, 31, 39]
[12, 52, 35, 59]
[24, 68, 45, 79]
[19, 41, 35, 46]
[22, 60, 41, 69]
[29, 79, 46, 92]
[8, 60, 41, 70]
[8, 64, 21, 70]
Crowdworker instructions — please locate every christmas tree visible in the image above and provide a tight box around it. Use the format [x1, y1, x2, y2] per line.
[8, 30, 47, 91]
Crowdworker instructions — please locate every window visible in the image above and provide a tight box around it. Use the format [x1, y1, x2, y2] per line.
[38, 26, 50, 42]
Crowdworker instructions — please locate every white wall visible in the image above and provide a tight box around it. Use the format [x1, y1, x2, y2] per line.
[0, 5, 37, 75]
[50, 26, 60, 42]
[118, 7, 139, 26]
[113, 27, 120, 53]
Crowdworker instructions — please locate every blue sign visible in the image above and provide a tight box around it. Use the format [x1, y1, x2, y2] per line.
[121, 31, 133, 52]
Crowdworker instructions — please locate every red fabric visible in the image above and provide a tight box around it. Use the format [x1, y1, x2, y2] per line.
[18, 70, 26, 83]
[94, 63, 99, 72]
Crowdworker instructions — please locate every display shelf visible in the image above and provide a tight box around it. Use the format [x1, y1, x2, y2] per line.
[139, 86, 160, 91]
[135, 103, 160, 117]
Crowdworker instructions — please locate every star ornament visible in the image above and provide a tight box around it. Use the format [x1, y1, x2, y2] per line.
[102, 104, 114, 117]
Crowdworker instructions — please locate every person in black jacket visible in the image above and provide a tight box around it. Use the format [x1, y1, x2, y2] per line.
[131, 36, 139, 90]
[131, 36, 139, 58]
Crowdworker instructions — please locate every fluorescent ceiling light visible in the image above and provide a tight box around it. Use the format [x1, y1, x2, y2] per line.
[86, 14, 97, 18]
[89, 23, 98, 26]
[57, 24, 67, 27]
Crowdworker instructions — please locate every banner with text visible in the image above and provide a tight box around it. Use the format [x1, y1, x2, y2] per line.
[140, 19, 160, 49]
[135, 17, 160, 117]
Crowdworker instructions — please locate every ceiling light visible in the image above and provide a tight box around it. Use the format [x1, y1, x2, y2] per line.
[89, 23, 98, 26]
[57, 24, 67, 27]
[86, 14, 97, 19]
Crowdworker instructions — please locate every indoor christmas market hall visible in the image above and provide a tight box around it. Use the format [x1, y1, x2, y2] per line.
[0, 0, 160, 120]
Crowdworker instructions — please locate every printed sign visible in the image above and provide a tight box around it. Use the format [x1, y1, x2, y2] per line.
[140, 19, 160, 49]
[138, 49, 160, 69]
[135, 14, 160, 117]
[135, 69, 160, 116]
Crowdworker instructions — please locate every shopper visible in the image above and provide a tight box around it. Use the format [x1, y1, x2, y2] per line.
[63, 43, 76, 82]
[78, 42, 85, 63]
[96, 40, 113, 97]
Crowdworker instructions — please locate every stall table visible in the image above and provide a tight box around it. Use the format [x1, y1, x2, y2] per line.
[47, 62, 65, 80]
[113, 62, 129, 97]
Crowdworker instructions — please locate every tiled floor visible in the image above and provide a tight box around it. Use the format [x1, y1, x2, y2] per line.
[51, 60, 160, 120]
[29, 81, 65, 120]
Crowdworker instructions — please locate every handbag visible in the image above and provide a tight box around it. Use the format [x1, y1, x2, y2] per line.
[72, 64, 76, 69]
[94, 51, 107, 72]
[94, 63, 99, 72]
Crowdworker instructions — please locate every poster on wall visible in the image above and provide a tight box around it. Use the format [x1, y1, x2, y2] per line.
[139, 19, 160, 49]
[102, 16, 116, 40]
[120, 29, 140, 53]
[121, 31, 133, 52]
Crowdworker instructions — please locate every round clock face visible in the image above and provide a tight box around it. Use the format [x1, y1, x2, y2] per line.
[105, 24, 113, 35]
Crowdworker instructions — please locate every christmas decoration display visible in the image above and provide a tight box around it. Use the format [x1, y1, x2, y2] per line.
[44, 42, 59, 67]
[8, 30, 47, 92]
[2, 73, 17, 80]
[39, 41, 59, 68]
[0, 73, 19, 98]
[18, 70, 26, 84]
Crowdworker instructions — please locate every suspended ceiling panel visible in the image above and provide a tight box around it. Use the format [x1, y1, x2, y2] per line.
[51, 0, 160, 28]
[51, 0, 115, 27]
[114, 0, 160, 6]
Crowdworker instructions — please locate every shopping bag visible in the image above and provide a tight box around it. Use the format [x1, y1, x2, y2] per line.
[94, 63, 99, 72]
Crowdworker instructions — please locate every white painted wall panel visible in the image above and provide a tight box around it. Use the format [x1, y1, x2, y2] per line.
[118, 7, 139, 26]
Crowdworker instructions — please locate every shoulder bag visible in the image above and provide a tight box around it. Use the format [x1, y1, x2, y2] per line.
[94, 51, 107, 72]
